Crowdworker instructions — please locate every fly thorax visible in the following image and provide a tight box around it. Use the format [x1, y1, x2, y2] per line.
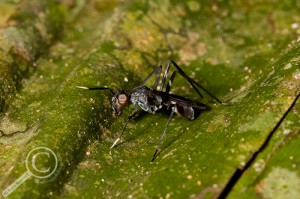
[130, 86, 164, 113]
[130, 93, 149, 112]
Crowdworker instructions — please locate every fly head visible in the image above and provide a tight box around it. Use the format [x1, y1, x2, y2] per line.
[112, 90, 130, 117]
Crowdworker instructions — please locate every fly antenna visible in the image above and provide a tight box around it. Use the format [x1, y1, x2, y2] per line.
[76, 86, 116, 95]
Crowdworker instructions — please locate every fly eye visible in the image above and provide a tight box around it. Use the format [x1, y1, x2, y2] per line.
[118, 94, 128, 104]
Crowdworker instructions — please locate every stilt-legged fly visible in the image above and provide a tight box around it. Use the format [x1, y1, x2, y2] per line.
[77, 60, 226, 161]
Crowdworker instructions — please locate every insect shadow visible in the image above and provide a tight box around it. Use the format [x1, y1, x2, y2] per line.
[78, 60, 229, 162]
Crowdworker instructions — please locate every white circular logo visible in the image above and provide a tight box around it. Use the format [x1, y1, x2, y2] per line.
[25, 147, 58, 179]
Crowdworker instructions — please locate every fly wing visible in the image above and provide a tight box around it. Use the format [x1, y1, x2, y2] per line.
[168, 94, 207, 120]
[168, 94, 207, 110]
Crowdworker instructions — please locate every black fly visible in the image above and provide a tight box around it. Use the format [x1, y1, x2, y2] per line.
[78, 60, 225, 161]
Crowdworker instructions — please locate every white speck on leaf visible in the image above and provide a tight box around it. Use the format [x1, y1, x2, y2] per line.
[284, 63, 292, 70]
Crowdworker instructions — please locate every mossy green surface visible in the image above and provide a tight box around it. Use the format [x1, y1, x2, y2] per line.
[0, 1, 299, 198]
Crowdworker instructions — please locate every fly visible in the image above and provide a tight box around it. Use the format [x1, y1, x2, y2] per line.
[77, 60, 227, 161]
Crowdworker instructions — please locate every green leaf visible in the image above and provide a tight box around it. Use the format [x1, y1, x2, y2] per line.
[0, 1, 299, 198]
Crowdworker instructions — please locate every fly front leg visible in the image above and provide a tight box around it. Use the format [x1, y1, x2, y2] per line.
[111, 111, 138, 148]
[151, 106, 176, 162]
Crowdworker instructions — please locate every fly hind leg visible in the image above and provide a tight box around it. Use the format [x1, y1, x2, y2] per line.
[167, 60, 224, 104]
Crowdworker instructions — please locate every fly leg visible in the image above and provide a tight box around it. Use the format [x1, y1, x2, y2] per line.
[165, 67, 206, 109]
[111, 111, 138, 148]
[167, 60, 226, 104]
[139, 65, 162, 90]
[151, 106, 175, 162]
[165, 70, 177, 94]
[160, 60, 172, 91]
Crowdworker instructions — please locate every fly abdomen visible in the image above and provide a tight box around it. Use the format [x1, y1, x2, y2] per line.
[175, 104, 195, 120]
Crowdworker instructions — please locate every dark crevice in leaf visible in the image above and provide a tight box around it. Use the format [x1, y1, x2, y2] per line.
[218, 93, 300, 199]
[0, 126, 28, 138]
